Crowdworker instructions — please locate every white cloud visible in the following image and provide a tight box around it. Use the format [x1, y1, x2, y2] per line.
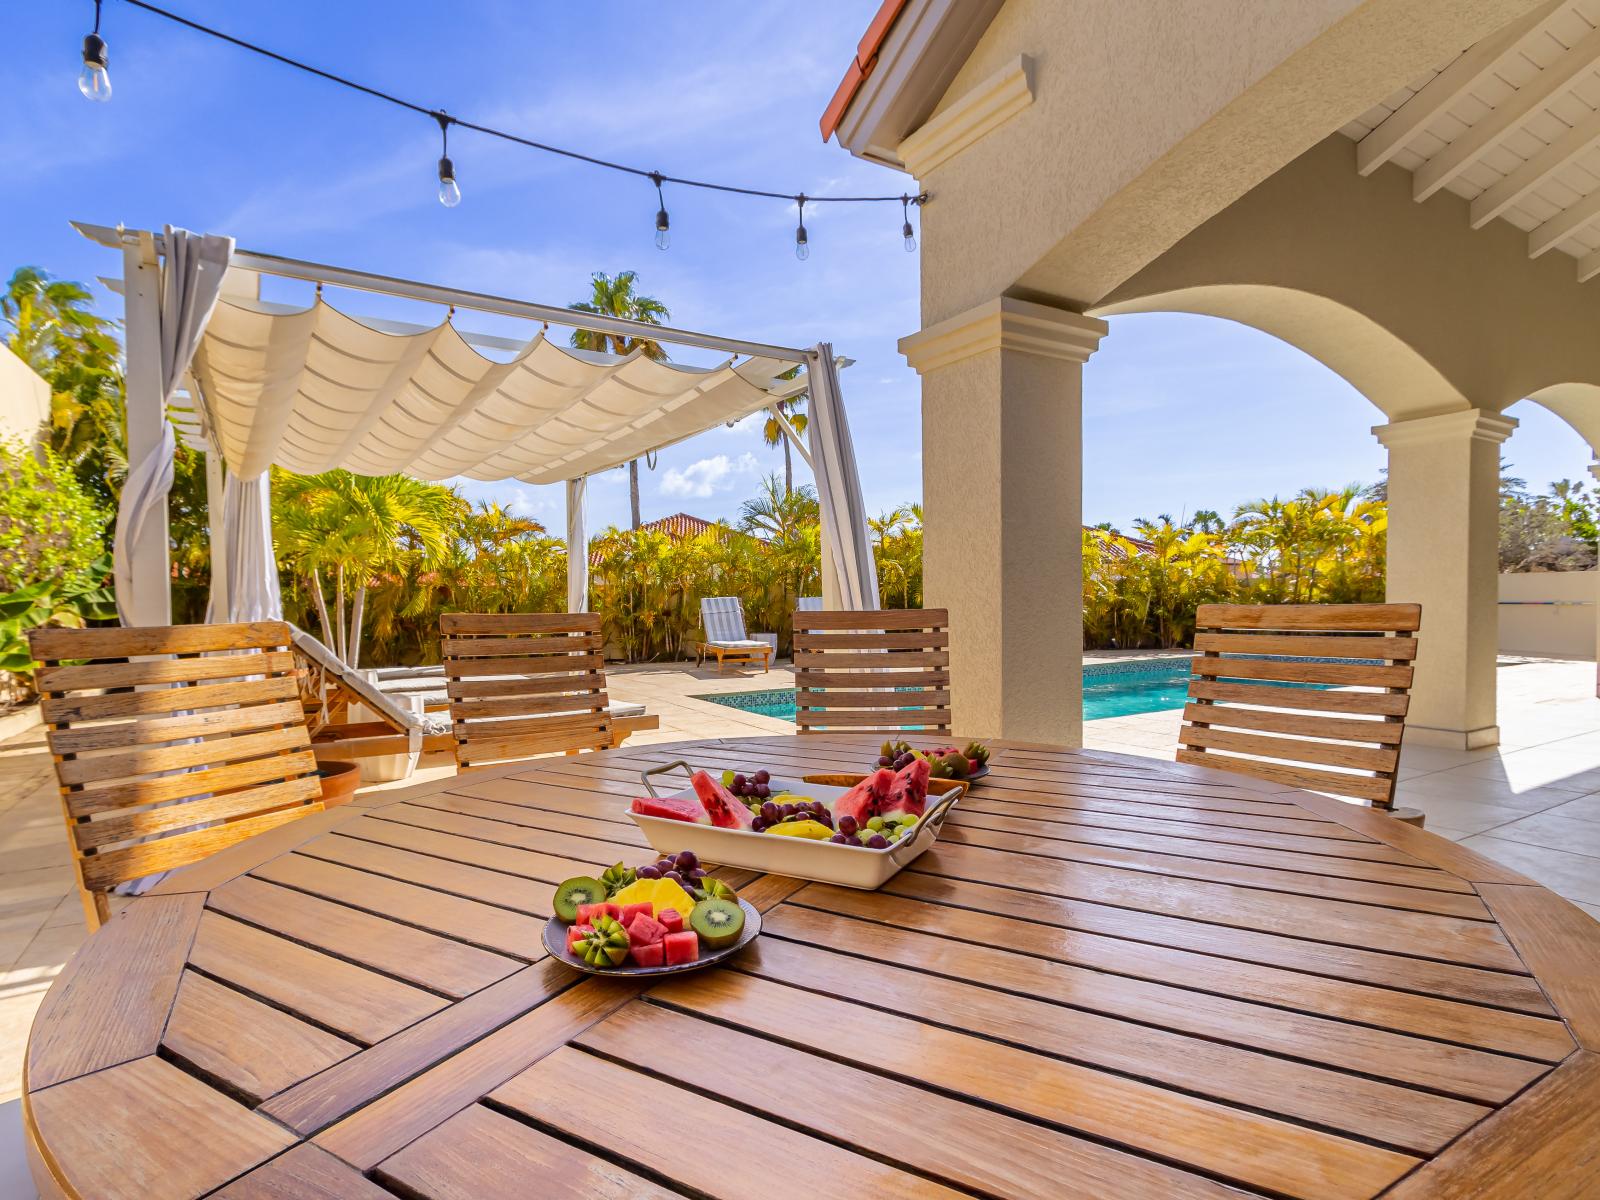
[660, 452, 758, 498]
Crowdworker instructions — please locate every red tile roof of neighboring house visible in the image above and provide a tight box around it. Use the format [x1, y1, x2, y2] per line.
[587, 513, 767, 566]
[820, 0, 911, 141]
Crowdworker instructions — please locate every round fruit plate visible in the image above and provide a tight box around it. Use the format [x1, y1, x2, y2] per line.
[543, 898, 761, 978]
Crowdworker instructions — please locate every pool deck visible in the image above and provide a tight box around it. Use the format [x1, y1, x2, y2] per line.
[0, 651, 1598, 1141]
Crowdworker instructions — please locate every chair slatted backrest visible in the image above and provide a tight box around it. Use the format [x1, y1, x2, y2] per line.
[441, 613, 613, 768]
[700, 596, 748, 643]
[29, 621, 324, 930]
[792, 608, 951, 735]
[1177, 603, 1422, 809]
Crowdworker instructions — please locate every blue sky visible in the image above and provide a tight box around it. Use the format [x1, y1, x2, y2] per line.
[4, 0, 1592, 534]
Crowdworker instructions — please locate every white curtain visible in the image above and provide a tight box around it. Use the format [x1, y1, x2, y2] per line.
[205, 471, 282, 623]
[113, 227, 234, 624]
[566, 476, 589, 612]
[806, 343, 879, 610]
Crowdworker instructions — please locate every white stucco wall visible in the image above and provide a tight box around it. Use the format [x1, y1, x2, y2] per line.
[0, 345, 49, 448]
[1499, 571, 1597, 660]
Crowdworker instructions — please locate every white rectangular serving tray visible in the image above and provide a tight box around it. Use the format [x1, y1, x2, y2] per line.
[629, 762, 965, 890]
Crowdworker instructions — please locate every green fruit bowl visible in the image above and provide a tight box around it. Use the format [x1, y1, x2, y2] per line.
[542, 899, 762, 977]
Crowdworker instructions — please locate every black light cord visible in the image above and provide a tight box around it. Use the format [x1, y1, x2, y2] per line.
[114, 0, 930, 209]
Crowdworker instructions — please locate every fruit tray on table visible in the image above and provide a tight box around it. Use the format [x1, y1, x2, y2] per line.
[629, 754, 969, 890]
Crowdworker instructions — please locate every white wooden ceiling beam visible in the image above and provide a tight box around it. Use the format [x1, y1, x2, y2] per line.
[1470, 106, 1600, 226]
[1529, 183, 1600, 255]
[1413, 17, 1600, 201]
[1356, 0, 1570, 177]
[1576, 245, 1600, 280]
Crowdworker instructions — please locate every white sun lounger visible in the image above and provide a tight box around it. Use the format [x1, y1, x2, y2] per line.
[696, 596, 773, 673]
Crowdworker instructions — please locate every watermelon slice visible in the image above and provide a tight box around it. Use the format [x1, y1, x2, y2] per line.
[691, 771, 754, 829]
[576, 902, 620, 924]
[833, 767, 895, 826]
[630, 794, 706, 823]
[618, 902, 654, 928]
[881, 756, 931, 818]
[627, 912, 667, 946]
[658, 909, 684, 933]
[630, 941, 665, 968]
[663, 930, 699, 965]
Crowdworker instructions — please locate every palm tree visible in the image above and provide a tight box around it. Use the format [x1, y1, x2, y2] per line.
[568, 271, 670, 529]
[762, 367, 808, 495]
[273, 470, 463, 667]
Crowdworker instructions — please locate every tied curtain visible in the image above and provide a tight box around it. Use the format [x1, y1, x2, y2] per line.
[205, 471, 282, 623]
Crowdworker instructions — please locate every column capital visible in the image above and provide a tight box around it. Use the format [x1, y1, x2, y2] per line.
[1371, 408, 1517, 449]
[898, 297, 1108, 375]
[1589, 460, 1600, 484]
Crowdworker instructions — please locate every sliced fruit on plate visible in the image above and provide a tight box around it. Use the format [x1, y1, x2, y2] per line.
[834, 767, 895, 827]
[663, 930, 699, 965]
[881, 756, 931, 818]
[618, 902, 654, 928]
[630, 794, 706, 823]
[690, 897, 745, 948]
[691, 770, 755, 829]
[565, 923, 594, 953]
[575, 916, 630, 967]
[575, 900, 621, 925]
[552, 877, 608, 923]
[599, 862, 637, 895]
[627, 911, 667, 946]
[658, 909, 684, 933]
[630, 941, 665, 968]
[610, 877, 698, 921]
[766, 819, 834, 840]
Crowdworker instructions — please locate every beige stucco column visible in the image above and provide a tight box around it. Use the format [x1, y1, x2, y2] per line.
[1374, 409, 1516, 749]
[899, 297, 1107, 744]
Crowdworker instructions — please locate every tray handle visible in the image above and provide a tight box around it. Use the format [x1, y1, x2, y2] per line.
[887, 779, 966, 867]
[639, 760, 698, 798]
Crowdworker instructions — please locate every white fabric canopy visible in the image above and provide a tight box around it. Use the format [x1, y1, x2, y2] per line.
[188, 296, 798, 483]
[807, 343, 880, 610]
[113, 227, 233, 624]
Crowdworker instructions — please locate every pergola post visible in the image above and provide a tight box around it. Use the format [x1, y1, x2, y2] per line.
[204, 449, 228, 621]
[900, 298, 1107, 744]
[119, 234, 172, 626]
[1374, 409, 1516, 749]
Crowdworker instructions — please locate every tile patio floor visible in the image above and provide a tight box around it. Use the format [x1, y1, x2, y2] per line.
[1, 655, 1598, 1111]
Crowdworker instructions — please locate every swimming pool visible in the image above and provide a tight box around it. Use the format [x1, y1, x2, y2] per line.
[695, 657, 1201, 723]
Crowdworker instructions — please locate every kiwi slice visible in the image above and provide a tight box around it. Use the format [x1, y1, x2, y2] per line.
[689, 897, 745, 949]
[699, 877, 738, 903]
[552, 876, 608, 923]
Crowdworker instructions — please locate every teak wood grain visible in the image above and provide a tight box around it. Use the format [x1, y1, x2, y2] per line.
[792, 607, 953, 734]
[21, 734, 1600, 1200]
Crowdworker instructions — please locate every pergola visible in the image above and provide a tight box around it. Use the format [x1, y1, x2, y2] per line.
[76, 222, 878, 630]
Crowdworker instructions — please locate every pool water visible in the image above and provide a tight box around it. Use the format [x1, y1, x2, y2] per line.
[696, 658, 1204, 723]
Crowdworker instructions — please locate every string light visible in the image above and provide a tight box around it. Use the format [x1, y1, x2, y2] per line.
[794, 196, 810, 262]
[434, 112, 461, 207]
[901, 194, 917, 253]
[651, 172, 670, 251]
[92, 0, 932, 252]
[79, 0, 111, 102]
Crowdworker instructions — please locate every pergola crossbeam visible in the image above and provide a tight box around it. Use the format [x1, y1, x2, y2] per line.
[1470, 106, 1600, 229]
[1529, 183, 1600, 257]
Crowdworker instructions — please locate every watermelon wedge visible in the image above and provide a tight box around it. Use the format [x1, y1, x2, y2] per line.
[631, 794, 706, 823]
[691, 771, 754, 829]
[881, 756, 931, 818]
[833, 768, 895, 827]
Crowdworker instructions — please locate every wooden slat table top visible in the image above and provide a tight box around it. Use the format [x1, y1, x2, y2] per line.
[22, 734, 1600, 1199]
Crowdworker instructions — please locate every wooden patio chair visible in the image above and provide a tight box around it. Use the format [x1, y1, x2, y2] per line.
[1176, 603, 1423, 821]
[441, 613, 623, 768]
[29, 621, 325, 930]
[792, 608, 951, 735]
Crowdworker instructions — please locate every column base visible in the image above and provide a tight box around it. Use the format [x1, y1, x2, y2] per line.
[1405, 723, 1500, 751]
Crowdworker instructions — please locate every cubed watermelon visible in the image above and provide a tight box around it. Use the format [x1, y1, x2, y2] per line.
[576, 902, 621, 924]
[631, 794, 707, 823]
[628, 912, 667, 946]
[630, 941, 665, 968]
[658, 909, 684, 933]
[565, 923, 594, 953]
[618, 902, 654, 928]
[663, 930, 699, 965]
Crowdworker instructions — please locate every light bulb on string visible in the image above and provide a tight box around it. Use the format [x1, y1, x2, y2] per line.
[901, 195, 917, 253]
[794, 195, 809, 261]
[434, 112, 461, 207]
[651, 172, 670, 250]
[79, 0, 110, 102]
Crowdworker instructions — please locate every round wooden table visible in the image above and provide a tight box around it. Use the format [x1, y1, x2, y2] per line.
[23, 735, 1600, 1199]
